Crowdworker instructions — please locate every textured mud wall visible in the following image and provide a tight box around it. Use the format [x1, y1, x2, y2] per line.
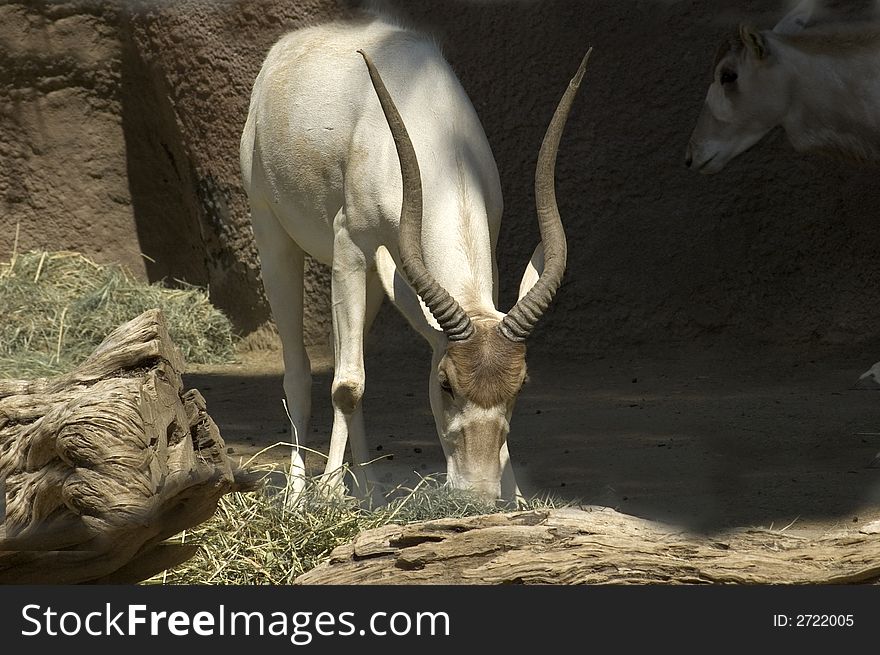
[3, 0, 880, 354]
[0, 2, 145, 277]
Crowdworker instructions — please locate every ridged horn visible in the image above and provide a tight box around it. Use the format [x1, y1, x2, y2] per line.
[500, 48, 592, 342]
[359, 49, 474, 341]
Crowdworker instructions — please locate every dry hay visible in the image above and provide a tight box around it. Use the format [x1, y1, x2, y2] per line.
[152, 468, 565, 585]
[0, 249, 235, 378]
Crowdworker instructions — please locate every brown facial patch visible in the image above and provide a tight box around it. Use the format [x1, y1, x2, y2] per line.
[444, 321, 527, 408]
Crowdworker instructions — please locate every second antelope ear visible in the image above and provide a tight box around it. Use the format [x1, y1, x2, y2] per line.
[739, 24, 768, 60]
[773, 0, 815, 35]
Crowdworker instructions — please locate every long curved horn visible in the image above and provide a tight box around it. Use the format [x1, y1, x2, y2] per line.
[500, 48, 592, 342]
[359, 50, 474, 341]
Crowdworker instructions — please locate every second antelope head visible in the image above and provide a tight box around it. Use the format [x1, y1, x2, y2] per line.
[685, 0, 818, 173]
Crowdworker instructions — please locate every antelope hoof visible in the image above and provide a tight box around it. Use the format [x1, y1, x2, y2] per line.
[317, 469, 350, 501]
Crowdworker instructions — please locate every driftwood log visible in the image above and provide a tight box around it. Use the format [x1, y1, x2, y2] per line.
[0, 309, 256, 584]
[295, 507, 880, 585]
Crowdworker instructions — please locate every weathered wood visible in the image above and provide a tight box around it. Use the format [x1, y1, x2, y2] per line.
[0, 309, 257, 584]
[295, 507, 880, 585]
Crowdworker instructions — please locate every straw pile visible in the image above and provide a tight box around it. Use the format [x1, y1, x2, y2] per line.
[153, 471, 564, 585]
[0, 250, 236, 377]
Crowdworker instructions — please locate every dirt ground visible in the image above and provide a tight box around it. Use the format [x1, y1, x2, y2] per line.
[185, 328, 880, 539]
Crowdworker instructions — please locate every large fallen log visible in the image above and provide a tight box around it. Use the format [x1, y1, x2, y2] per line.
[0, 309, 257, 584]
[295, 507, 880, 585]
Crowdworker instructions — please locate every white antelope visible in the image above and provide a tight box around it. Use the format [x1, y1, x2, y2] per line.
[239, 15, 589, 502]
[685, 0, 880, 383]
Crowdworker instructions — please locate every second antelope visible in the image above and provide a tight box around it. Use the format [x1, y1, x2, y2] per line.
[686, 0, 880, 173]
[240, 15, 590, 502]
[685, 0, 880, 382]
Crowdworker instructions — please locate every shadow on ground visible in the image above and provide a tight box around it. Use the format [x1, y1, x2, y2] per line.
[184, 338, 880, 536]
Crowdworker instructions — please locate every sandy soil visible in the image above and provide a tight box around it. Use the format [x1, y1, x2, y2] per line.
[184, 335, 880, 539]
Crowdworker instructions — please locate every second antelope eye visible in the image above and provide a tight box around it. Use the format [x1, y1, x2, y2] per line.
[720, 70, 738, 85]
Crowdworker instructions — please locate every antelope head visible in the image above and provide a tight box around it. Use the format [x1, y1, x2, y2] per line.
[685, 0, 816, 173]
[360, 49, 590, 500]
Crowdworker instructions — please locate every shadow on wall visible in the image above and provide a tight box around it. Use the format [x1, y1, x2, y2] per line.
[113, 0, 349, 339]
[118, 26, 211, 291]
[362, 0, 880, 356]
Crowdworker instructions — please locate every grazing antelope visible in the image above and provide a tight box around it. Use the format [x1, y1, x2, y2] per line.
[239, 14, 589, 502]
[685, 0, 880, 383]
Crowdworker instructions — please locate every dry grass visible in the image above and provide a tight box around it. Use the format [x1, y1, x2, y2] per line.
[0, 249, 236, 378]
[152, 467, 566, 585]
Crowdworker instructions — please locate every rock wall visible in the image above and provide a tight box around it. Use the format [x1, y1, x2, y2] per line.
[4, 0, 880, 355]
[0, 1, 144, 277]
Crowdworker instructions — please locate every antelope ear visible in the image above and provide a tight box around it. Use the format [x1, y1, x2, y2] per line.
[516, 243, 544, 303]
[773, 0, 815, 35]
[739, 24, 768, 60]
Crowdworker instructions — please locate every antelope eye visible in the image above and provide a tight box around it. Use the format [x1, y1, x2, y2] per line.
[439, 373, 453, 397]
[720, 70, 738, 85]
